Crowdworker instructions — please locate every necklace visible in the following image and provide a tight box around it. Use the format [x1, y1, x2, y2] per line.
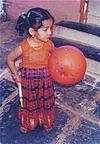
[33, 42, 44, 50]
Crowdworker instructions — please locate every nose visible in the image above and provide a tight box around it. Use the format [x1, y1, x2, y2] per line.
[47, 28, 52, 35]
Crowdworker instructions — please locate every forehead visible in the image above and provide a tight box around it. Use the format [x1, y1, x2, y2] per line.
[42, 19, 53, 28]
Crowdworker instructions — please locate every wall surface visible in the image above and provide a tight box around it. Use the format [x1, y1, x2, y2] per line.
[0, 0, 4, 16]
[87, 0, 100, 25]
[5, 0, 81, 22]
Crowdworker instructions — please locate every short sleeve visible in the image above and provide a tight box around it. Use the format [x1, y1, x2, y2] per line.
[18, 39, 27, 52]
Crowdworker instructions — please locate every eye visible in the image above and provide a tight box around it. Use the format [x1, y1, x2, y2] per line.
[43, 28, 48, 31]
[42, 27, 53, 32]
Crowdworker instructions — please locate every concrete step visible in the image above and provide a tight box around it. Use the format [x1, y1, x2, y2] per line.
[53, 21, 100, 49]
[56, 21, 100, 37]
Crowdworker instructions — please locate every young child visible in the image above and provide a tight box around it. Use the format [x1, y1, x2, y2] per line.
[7, 7, 55, 133]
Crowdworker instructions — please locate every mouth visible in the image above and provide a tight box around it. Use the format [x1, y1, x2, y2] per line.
[46, 37, 50, 40]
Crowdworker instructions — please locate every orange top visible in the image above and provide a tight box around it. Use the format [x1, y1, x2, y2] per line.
[19, 39, 54, 68]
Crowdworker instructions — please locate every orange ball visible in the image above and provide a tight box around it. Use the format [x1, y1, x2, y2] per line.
[48, 46, 87, 85]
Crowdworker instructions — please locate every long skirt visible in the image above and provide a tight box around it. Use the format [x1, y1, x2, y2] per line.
[18, 67, 55, 130]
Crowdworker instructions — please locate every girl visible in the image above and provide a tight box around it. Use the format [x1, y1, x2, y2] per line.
[7, 7, 55, 133]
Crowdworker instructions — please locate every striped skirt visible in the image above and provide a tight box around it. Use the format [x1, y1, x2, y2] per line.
[18, 67, 55, 131]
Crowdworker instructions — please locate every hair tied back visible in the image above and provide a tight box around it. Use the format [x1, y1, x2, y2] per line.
[21, 12, 27, 20]
[27, 12, 31, 18]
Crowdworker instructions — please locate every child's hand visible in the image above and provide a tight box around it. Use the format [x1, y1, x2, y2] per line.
[12, 73, 21, 84]
[20, 98, 23, 107]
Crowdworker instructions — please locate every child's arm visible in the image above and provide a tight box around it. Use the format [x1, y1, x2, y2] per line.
[7, 45, 22, 82]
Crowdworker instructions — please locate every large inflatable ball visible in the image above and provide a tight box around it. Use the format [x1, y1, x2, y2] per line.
[48, 46, 87, 85]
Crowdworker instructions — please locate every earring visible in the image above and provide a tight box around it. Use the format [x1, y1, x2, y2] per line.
[32, 34, 34, 38]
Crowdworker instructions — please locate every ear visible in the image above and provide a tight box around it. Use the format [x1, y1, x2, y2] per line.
[28, 28, 35, 37]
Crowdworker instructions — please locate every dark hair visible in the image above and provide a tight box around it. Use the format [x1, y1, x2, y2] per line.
[16, 7, 54, 36]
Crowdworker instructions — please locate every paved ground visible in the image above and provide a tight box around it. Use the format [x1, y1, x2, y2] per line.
[0, 21, 100, 144]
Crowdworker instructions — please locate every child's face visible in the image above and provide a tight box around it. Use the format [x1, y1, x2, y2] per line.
[36, 19, 53, 42]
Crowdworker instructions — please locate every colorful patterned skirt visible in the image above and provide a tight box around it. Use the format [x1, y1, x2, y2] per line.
[18, 67, 55, 131]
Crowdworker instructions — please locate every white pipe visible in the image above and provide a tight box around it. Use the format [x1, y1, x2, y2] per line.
[18, 82, 23, 107]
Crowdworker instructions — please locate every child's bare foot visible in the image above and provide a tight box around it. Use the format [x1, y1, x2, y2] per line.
[20, 126, 28, 133]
